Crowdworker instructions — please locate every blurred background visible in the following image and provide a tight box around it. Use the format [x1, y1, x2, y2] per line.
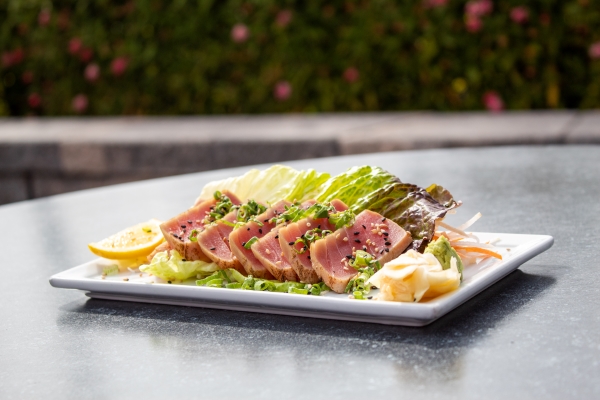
[1, 0, 599, 204]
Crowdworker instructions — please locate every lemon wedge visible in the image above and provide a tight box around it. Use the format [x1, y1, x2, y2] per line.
[88, 219, 164, 260]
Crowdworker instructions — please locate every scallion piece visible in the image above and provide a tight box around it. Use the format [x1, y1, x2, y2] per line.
[103, 265, 119, 276]
[196, 272, 220, 286]
[243, 236, 259, 249]
[205, 278, 224, 288]
[225, 282, 242, 289]
[288, 287, 309, 295]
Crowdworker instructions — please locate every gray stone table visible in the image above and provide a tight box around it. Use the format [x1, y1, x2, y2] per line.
[0, 145, 598, 399]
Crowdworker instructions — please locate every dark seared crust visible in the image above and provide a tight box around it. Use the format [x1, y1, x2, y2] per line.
[288, 248, 320, 284]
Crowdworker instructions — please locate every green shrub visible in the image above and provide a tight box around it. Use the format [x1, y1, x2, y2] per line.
[1, 0, 599, 115]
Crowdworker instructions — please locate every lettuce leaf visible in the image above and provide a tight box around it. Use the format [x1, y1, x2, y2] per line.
[316, 166, 399, 207]
[196, 165, 330, 205]
[140, 250, 219, 281]
[353, 182, 457, 252]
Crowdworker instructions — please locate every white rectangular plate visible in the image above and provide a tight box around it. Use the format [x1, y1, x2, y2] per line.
[50, 232, 553, 326]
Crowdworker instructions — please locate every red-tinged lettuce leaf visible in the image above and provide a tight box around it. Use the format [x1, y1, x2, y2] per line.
[352, 182, 458, 252]
[426, 184, 459, 209]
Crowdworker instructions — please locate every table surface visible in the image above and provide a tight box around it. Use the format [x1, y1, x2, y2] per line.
[1, 145, 598, 399]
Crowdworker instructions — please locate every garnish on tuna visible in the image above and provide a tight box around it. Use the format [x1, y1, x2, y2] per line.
[160, 190, 241, 262]
[278, 199, 348, 283]
[251, 200, 316, 282]
[229, 200, 292, 279]
[310, 209, 412, 293]
[197, 198, 268, 274]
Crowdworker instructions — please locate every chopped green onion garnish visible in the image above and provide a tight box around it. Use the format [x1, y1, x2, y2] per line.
[102, 265, 119, 276]
[188, 229, 199, 242]
[194, 268, 328, 296]
[288, 287, 309, 295]
[243, 236, 259, 249]
[225, 282, 242, 289]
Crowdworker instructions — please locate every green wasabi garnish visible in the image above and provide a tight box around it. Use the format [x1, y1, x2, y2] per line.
[425, 236, 464, 279]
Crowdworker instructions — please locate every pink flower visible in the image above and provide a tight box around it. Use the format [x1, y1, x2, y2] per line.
[274, 81, 292, 101]
[79, 47, 93, 62]
[276, 10, 293, 27]
[111, 57, 128, 76]
[465, 16, 482, 32]
[465, 0, 493, 17]
[510, 6, 529, 24]
[343, 67, 360, 83]
[231, 23, 250, 43]
[424, 0, 448, 9]
[589, 42, 600, 59]
[28, 93, 41, 108]
[72, 94, 88, 113]
[38, 10, 51, 26]
[12, 48, 24, 64]
[84, 63, 100, 82]
[68, 38, 82, 55]
[483, 91, 504, 112]
[22, 71, 33, 84]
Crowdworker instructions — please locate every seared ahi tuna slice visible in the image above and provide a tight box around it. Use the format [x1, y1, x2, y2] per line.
[160, 190, 241, 262]
[197, 210, 245, 274]
[229, 200, 291, 279]
[251, 228, 298, 282]
[251, 200, 316, 282]
[279, 199, 348, 283]
[147, 241, 172, 262]
[310, 210, 412, 293]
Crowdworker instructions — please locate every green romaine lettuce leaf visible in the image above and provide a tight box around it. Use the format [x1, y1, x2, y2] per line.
[316, 166, 400, 206]
[140, 250, 219, 281]
[196, 165, 330, 205]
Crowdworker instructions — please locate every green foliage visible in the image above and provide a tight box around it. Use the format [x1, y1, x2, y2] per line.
[1, 0, 599, 115]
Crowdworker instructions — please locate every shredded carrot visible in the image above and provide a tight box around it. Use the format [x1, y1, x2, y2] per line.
[453, 245, 503, 259]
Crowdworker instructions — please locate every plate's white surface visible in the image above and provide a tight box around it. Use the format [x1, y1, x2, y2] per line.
[50, 232, 553, 326]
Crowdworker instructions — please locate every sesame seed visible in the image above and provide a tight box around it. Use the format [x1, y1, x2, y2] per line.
[266, 249, 271, 254]
[275, 235, 279, 239]
[354, 231, 360, 235]
[210, 247, 216, 251]
[123, 278, 129, 282]
[343, 237, 348, 242]
[362, 224, 367, 229]
[306, 222, 311, 227]
[307, 256, 311, 260]
[247, 227, 250, 231]
[385, 248, 389, 252]
[385, 242, 391, 246]
[288, 241, 294, 245]
[354, 239, 361, 243]
[258, 228, 262, 234]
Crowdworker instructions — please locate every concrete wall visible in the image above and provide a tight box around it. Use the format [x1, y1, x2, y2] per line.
[1, 111, 599, 205]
